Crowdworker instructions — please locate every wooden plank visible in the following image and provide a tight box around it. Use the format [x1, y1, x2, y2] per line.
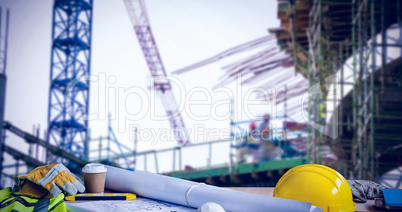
[295, 1, 310, 11]
[297, 52, 308, 61]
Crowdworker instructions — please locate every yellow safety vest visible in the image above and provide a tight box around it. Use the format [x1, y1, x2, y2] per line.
[319, 103, 325, 119]
[0, 187, 67, 212]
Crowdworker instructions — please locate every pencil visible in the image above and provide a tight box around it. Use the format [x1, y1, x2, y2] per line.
[65, 193, 136, 201]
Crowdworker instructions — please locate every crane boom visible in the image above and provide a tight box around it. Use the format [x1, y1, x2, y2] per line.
[123, 0, 190, 145]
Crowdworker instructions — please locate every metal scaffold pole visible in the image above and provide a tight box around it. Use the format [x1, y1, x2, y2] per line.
[369, 0, 376, 179]
[351, 0, 358, 179]
[229, 97, 234, 173]
[0, 7, 9, 186]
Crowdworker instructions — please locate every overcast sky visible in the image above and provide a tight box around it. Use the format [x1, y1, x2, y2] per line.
[0, 0, 280, 181]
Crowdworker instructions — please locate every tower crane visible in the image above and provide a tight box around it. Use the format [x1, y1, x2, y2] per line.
[123, 0, 190, 145]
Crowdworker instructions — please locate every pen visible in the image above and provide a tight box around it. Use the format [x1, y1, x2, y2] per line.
[65, 193, 136, 201]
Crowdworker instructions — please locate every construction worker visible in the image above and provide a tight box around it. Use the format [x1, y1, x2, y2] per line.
[238, 122, 259, 163]
[258, 114, 279, 161]
[319, 102, 326, 124]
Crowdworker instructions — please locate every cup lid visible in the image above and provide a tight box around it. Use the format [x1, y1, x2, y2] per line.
[82, 163, 107, 173]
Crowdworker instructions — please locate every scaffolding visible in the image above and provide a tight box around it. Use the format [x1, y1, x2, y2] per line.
[3, 0, 402, 189]
[273, 0, 402, 180]
[87, 113, 135, 170]
[229, 93, 308, 165]
[0, 7, 9, 187]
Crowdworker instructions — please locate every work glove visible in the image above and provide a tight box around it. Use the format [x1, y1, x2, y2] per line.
[347, 180, 384, 203]
[16, 163, 85, 198]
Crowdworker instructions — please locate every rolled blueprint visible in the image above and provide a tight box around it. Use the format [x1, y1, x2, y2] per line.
[105, 165, 313, 212]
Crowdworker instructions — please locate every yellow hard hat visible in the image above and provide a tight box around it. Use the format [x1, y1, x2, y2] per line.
[273, 164, 356, 212]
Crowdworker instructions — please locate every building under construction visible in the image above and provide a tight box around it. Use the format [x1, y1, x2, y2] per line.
[269, 0, 402, 181]
[1, 0, 402, 190]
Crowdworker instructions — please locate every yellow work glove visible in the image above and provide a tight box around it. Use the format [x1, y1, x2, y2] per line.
[16, 163, 85, 198]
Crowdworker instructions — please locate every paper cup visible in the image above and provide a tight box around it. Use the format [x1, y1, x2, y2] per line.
[82, 163, 107, 193]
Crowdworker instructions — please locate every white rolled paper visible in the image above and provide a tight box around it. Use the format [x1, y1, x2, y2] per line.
[105, 165, 312, 212]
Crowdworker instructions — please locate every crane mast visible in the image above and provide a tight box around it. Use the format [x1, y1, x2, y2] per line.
[123, 0, 190, 145]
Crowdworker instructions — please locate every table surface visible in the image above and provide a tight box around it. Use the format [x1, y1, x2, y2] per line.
[67, 187, 382, 211]
[226, 187, 381, 212]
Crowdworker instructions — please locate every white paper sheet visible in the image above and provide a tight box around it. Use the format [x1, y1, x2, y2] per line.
[104, 165, 313, 212]
[66, 197, 194, 212]
[66, 197, 322, 212]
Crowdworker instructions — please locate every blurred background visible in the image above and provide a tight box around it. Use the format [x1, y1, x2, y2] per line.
[0, 0, 401, 189]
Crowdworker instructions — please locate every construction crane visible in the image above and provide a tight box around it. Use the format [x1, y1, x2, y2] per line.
[123, 0, 190, 145]
[47, 0, 93, 162]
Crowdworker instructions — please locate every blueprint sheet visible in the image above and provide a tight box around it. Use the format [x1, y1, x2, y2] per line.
[66, 198, 322, 212]
[66, 197, 195, 212]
